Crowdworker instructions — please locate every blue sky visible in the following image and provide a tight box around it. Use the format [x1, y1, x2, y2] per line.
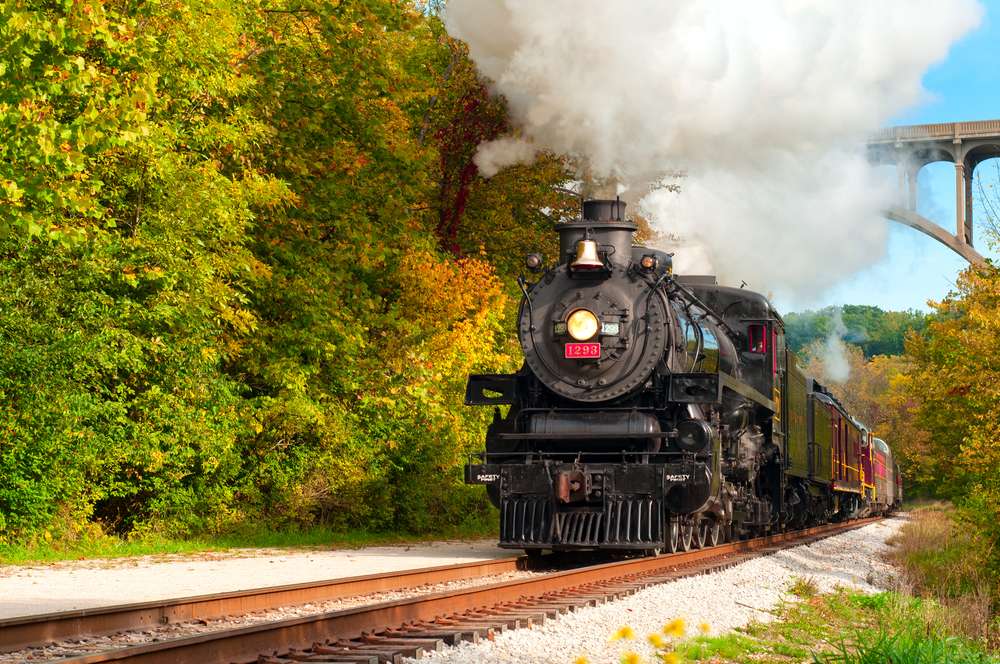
[776, 0, 1000, 315]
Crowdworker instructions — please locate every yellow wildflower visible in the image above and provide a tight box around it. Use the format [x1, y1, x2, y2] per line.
[622, 652, 642, 664]
[661, 653, 680, 664]
[699, 622, 711, 633]
[574, 658, 588, 664]
[663, 619, 685, 637]
[648, 633, 666, 649]
[612, 626, 635, 641]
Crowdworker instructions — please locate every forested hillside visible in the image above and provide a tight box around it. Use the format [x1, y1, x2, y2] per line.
[783, 305, 923, 358]
[0, 0, 577, 543]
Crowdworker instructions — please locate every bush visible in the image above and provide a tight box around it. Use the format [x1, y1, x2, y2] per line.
[888, 506, 999, 652]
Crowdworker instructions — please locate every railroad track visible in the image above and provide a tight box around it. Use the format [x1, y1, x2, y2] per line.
[1, 518, 881, 664]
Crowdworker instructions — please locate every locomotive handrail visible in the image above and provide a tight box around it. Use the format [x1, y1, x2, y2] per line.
[508, 404, 673, 438]
[469, 451, 703, 461]
[669, 280, 740, 340]
[718, 372, 777, 411]
[498, 432, 675, 440]
[513, 405, 670, 412]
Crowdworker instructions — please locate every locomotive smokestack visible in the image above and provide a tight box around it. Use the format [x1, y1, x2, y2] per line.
[583, 199, 627, 222]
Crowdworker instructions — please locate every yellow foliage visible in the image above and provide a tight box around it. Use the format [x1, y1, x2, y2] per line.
[612, 626, 635, 641]
[906, 258, 1000, 491]
[386, 250, 512, 380]
[663, 619, 685, 637]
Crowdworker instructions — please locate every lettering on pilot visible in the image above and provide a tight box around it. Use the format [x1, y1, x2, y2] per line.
[664, 474, 690, 482]
[475, 473, 499, 483]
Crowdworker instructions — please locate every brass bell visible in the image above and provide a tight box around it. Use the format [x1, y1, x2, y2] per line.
[571, 239, 604, 270]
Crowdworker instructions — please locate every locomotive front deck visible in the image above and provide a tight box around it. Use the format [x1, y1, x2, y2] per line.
[467, 458, 714, 550]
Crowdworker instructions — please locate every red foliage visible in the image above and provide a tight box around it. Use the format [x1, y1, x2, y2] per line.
[434, 81, 508, 254]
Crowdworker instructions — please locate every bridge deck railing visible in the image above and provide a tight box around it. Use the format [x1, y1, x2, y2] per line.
[868, 120, 1000, 144]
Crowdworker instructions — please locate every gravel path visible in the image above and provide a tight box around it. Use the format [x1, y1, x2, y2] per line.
[410, 517, 905, 664]
[0, 539, 511, 619]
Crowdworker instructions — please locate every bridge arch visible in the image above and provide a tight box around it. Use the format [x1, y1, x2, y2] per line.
[867, 121, 996, 264]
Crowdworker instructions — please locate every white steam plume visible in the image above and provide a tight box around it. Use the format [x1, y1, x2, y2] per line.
[474, 137, 540, 177]
[823, 308, 852, 383]
[444, 0, 983, 296]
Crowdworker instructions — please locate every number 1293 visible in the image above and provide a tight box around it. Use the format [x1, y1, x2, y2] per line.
[565, 343, 601, 358]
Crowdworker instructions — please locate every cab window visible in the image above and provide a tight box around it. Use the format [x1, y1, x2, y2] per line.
[700, 325, 719, 373]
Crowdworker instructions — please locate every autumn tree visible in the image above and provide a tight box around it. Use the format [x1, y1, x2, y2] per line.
[0, 0, 583, 543]
[906, 255, 1000, 494]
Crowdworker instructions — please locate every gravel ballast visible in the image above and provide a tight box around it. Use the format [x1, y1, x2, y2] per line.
[410, 518, 904, 664]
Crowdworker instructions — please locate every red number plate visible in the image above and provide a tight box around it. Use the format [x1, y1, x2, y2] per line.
[565, 343, 601, 358]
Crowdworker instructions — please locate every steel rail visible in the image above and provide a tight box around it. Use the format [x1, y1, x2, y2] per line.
[0, 557, 527, 652]
[29, 517, 882, 664]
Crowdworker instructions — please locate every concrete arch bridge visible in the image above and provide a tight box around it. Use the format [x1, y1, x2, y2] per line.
[866, 120, 1000, 265]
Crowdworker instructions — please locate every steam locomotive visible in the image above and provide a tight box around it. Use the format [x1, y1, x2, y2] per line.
[464, 200, 902, 555]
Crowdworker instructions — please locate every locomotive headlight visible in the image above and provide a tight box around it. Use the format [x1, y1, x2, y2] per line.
[567, 309, 599, 340]
[676, 419, 713, 454]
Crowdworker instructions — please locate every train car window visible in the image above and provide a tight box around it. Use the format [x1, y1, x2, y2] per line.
[700, 325, 719, 373]
[671, 301, 701, 371]
[684, 319, 697, 371]
[749, 325, 766, 353]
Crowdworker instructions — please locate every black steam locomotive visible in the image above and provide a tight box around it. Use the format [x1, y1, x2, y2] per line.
[464, 200, 901, 555]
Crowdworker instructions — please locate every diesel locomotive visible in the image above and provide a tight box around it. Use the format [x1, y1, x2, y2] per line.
[464, 199, 901, 555]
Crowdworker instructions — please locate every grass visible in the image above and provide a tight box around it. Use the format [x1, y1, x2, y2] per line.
[813, 629, 996, 664]
[674, 633, 764, 661]
[0, 517, 499, 566]
[656, 588, 999, 663]
[789, 574, 820, 599]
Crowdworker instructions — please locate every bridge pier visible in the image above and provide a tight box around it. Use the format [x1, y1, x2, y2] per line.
[955, 161, 965, 242]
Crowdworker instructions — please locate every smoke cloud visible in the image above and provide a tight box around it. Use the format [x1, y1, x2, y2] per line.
[823, 308, 852, 383]
[444, 0, 983, 296]
[474, 137, 540, 177]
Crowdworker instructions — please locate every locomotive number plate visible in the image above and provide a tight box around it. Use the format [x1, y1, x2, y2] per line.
[565, 343, 601, 358]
